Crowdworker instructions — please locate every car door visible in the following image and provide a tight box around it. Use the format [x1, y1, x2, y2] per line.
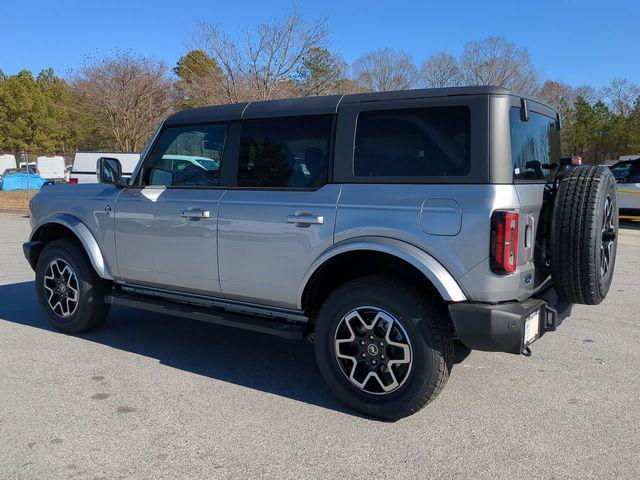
[217, 115, 340, 308]
[114, 123, 230, 295]
[615, 162, 640, 218]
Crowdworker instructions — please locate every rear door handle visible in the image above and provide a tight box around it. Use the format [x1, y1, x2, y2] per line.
[286, 214, 324, 226]
[181, 209, 211, 219]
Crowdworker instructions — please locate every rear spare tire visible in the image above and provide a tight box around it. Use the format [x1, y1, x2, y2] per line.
[550, 165, 618, 305]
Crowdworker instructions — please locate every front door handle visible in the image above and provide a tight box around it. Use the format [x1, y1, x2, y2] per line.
[181, 209, 211, 219]
[286, 213, 324, 226]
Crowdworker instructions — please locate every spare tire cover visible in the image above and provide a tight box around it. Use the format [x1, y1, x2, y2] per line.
[550, 165, 619, 305]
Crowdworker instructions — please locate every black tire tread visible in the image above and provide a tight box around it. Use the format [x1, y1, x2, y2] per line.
[550, 165, 616, 305]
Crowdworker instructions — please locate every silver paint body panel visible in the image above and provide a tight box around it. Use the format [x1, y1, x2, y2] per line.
[28, 181, 543, 308]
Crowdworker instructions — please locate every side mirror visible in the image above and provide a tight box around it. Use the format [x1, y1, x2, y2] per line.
[97, 157, 125, 187]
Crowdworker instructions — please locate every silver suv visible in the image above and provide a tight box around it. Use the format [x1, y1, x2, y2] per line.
[24, 87, 619, 420]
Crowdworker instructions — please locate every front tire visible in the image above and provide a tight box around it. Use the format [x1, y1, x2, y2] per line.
[314, 276, 453, 420]
[35, 239, 110, 333]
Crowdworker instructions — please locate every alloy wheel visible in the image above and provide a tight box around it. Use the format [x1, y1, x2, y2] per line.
[44, 259, 79, 318]
[600, 194, 617, 277]
[334, 306, 412, 395]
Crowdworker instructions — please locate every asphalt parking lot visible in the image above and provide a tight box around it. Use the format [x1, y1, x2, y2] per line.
[1, 212, 639, 480]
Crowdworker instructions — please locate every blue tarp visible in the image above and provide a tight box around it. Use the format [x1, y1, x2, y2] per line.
[0, 173, 46, 191]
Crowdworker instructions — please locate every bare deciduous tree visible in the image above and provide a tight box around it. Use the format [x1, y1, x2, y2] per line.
[191, 8, 329, 102]
[459, 36, 539, 95]
[352, 48, 417, 92]
[73, 52, 173, 152]
[418, 52, 462, 88]
[541, 80, 600, 110]
[602, 77, 640, 116]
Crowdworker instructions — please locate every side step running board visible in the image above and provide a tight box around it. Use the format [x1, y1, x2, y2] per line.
[106, 293, 306, 340]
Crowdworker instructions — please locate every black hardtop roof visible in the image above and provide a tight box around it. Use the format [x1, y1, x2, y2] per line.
[164, 86, 553, 126]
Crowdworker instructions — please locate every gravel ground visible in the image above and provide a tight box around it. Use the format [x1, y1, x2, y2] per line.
[1, 213, 639, 479]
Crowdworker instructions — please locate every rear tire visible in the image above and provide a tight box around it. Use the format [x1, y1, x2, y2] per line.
[35, 239, 110, 333]
[550, 165, 619, 305]
[314, 276, 453, 420]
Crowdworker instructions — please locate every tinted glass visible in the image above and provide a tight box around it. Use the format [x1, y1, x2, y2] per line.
[238, 116, 332, 188]
[509, 107, 561, 182]
[141, 124, 228, 187]
[609, 162, 632, 182]
[354, 107, 470, 177]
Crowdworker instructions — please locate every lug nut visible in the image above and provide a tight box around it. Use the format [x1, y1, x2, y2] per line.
[361, 353, 366, 358]
[369, 335, 374, 340]
[371, 360, 377, 365]
[381, 354, 385, 359]
[360, 340, 365, 345]
[379, 342, 384, 347]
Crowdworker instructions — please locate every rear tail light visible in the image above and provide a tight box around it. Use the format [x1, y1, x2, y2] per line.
[69, 178, 78, 184]
[490, 211, 519, 274]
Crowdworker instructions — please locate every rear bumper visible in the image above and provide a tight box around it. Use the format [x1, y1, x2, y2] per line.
[448, 287, 572, 354]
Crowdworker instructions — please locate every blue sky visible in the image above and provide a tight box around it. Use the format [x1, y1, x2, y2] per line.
[1, 0, 638, 88]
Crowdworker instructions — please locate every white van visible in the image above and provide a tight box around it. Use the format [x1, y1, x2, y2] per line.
[70, 152, 140, 184]
[0, 154, 17, 178]
[36, 155, 67, 182]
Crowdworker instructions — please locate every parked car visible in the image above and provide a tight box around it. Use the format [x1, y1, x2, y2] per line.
[23, 87, 619, 420]
[0, 154, 17, 180]
[1, 172, 46, 190]
[609, 158, 640, 220]
[69, 152, 140, 184]
[36, 155, 67, 183]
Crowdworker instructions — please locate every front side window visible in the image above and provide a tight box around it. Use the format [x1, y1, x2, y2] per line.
[354, 107, 471, 177]
[509, 108, 561, 182]
[238, 116, 332, 188]
[140, 124, 228, 187]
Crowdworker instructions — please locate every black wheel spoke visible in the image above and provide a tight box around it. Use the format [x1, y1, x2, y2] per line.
[600, 194, 617, 277]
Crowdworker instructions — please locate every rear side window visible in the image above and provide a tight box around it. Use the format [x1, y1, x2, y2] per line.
[238, 116, 332, 188]
[354, 107, 470, 177]
[141, 124, 228, 187]
[509, 108, 561, 182]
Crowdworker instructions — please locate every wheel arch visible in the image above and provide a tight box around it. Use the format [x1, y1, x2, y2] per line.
[29, 214, 114, 280]
[298, 236, 467, 314]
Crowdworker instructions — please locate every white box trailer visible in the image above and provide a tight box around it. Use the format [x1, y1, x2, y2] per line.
[0, 154, 17, 177]
[36, 155, 67, 182]
[70, 152, 140, 184]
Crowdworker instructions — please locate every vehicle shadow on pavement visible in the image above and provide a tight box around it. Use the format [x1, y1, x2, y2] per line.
[0, 280, 471, 418]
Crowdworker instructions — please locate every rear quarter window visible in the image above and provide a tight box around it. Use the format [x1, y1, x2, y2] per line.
[354, 107, 470, 178]
[509, 107, 561, 182]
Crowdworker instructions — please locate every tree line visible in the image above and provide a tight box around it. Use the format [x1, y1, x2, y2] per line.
[1, 8, 639, 163]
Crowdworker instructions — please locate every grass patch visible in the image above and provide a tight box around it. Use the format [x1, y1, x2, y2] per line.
[0, 190, 37, 210]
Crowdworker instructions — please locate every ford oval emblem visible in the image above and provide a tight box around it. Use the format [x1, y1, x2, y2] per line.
[524, 273, 533, 285]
